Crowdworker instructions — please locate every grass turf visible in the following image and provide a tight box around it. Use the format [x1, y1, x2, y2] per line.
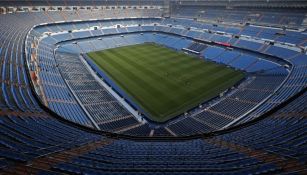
[87, 43, 245, 122]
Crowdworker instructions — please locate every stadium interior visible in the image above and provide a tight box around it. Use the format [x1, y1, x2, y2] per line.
[0, 0, 306, 174]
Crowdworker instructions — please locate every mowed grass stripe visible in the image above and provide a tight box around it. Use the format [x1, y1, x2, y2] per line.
[117, 45, 182, 69]
[106, 47, 217, 108]
[118, 46, 218, 92]
[106, 48, 192, 97]
[107, 49, 185, 94]
[88, 43, 244, 122]
[117, 46, 238, 99]
[99, 49, 191, 115]
[90, 50, 177, 116]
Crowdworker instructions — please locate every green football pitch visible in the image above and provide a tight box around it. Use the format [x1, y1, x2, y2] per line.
[87, 43, 244, 122]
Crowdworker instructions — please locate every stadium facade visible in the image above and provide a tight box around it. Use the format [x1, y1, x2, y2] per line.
[0, 0, 306, 174]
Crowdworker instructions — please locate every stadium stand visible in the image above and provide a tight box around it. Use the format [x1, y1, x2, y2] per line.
[0, 0, 306, 174]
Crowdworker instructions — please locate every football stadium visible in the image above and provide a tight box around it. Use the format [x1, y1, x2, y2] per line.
[0, 0, 306, 174]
